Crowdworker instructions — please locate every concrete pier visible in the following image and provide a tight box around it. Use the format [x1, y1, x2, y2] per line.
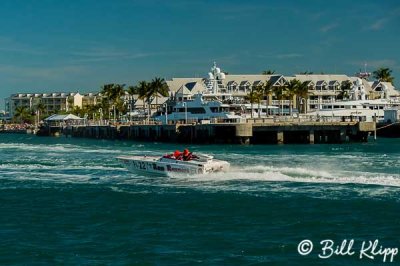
[57, 121, 376, 145]
[309, 130, 315, 144]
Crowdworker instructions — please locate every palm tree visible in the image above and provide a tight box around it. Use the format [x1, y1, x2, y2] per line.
[33, 102, 46, 123]
[373, 67, 394, 83]
[101, 84, 114, 101]
[35, 102, 46, 116]
[148, 77, 169, 110]
[299, 71, 314, 75]
[127, 85, 139, 95]
[101, 83, 125, 104]
[286, 79, 301, 116]
[337, 81, 352, 100]
[245, 86, 263, 118]
[273, 85, 287, 116]
[262, 81, 274, 114]
[101, 83, 126, 120]
[137, 81, 151, 120]
[14, 106, 32, 123]
[255, 85, 264, 118]
[295, 81, 310, 114]
[262, 70, 275, 75]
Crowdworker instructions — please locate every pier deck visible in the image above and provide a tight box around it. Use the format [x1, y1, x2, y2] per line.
[54, 121, 376, 144]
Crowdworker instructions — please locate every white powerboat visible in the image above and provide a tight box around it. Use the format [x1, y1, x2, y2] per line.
[117, 153, 230, 175]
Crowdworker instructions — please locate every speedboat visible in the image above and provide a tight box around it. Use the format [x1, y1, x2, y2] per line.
[117, 153, 230, 175]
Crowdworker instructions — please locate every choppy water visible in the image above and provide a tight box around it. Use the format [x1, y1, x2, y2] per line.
[0, 134, 400, 265]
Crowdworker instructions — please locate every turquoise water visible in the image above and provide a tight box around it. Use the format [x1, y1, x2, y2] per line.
[0, 134, 400, 265]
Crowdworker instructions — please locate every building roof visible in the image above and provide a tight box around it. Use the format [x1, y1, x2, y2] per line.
[268, 75, 285, 86]
[226, 80, 237, 86]
[9, 92, 82, 99]
[166, 78, 204, 92]
[176, 85, 192, 96]
[294, 74, 351, 84]
[185, 82, 197, 90]
[149, 97, 169, 105]
[44, 114, 83, 121]
[253, 80, 263, 86]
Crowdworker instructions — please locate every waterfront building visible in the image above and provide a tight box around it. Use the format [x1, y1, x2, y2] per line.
[165, 64, 400, 114]
[125, 93, 169, 118]
[81, 92, 103, 108]
[44, 114, 85, 126]
[5, 92, 84, 117]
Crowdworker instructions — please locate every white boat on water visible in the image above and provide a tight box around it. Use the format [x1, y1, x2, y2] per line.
[117, 153, 230, 175]
[154, 93, 243, 124]
[307, 98, 400, 122]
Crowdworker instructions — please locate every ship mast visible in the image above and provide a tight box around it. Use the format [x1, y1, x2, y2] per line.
[208, 62, 226, 94]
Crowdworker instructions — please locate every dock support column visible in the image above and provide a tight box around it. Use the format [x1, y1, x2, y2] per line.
[340, 129, 346, 143]
[277, 131, 284, 144]
[235, 124, 253, 145]
[309, 130, 315, 144]
[240, 137, 250, 145]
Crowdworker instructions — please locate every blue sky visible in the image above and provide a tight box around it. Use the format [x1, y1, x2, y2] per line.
[1, 0, 399, 108]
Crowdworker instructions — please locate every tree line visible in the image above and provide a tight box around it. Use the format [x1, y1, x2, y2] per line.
[13, 77, 169, 123]
[245, 79, 310, 117]
[71, 77, 169, 120]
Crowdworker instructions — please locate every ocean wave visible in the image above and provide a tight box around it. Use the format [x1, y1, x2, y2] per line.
[0, 143, 123, 154]
[0, 163, 124, 171]
[164, 165, 400, 188]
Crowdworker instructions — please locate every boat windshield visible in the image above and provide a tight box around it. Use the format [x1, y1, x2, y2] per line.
[163, 151, 199, 161]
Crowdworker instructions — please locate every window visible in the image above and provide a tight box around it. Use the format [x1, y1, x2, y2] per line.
[187, 107, 206, 114]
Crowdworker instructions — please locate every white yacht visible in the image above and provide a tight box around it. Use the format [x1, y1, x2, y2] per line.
[307, 98, 400, 122]
[154, 93, 243, 124]
[229, 103, 279, 118]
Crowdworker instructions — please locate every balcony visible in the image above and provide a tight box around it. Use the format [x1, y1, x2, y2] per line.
[308, 90, 338, 96]
[308, 99, 336, 104]
[271, 100, 291, 105]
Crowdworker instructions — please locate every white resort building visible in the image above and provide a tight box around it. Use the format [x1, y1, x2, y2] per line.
[165, 64, 400, 115]
[4, 92, 99, 117]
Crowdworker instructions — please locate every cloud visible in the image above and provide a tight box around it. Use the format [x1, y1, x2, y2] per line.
[310, 12, 324, 21]
[256, 52, 303, 60]
[0, 37, 45, 55]
[70, 52, 155, 63]
[275, 53, 303, 59]
[368, 18, 389, 31]
[320, 23, 339, 33]
[67, 47, 179, 63]
[366, 7, 400, 31]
